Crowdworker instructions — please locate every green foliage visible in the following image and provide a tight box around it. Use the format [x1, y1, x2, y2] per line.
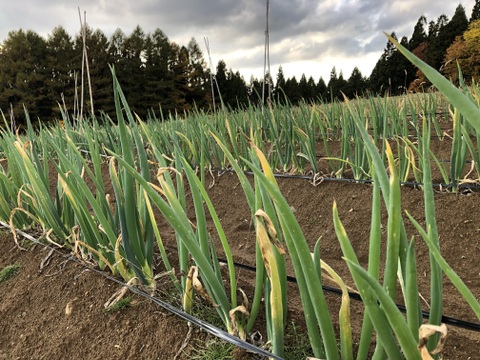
[189, 338, 235, 360]
[471, 0, 480, 22]
[0, 263, 20, 283]
[0, 25, 213, 123]
[444, 20, 480, 83]
[105, 297, 132, 312]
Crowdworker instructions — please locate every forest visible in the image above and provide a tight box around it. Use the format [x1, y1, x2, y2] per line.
[0, 2, 479, 124]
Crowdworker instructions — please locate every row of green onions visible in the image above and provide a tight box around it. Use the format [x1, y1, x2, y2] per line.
[0, 38, 478, 358]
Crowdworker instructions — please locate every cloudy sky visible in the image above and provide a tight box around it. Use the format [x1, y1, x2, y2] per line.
[0, 1, 475, 82]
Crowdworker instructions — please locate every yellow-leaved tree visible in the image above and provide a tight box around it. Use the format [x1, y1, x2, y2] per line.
[443, 19, 480, 83]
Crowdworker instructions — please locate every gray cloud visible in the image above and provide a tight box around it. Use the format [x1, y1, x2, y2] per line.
[0, 0, 475, 80]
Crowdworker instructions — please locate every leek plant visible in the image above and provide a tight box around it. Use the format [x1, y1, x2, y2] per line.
[244, 145, 339, 360]
[0, 128, 32, 229]
[107, 76, 250, 339]
[9, 125, 71, 246]
[388, 27, 480, 321]
[1, 33, 480, 360]
[449, 108, 468, 191]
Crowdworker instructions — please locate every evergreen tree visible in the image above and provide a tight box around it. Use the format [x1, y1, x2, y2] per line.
[327, 67, 339, 101]
[284, 76, 300, 104]
[298, 74, 309, 101]
[46, 26, 76, 117]
[186, 37, 210, 110]
[369, 33, 408, 95]
[426, 6, 468, 71]
[425, 14, 449, 69]
[345, 67, 366, 98]
[0, 24, 265, 121]
[392, 36, 413, 94]
[306, 76, 317, 102]
[297, 74, 317, 102]
[336, 71, 348, 99]
[249, 76, 263, 104]
[0, 29, 50, 124]
[226, 70, 249, 109]
[471, 0, 480, 22]
[212, 60, 248, 109]
[409, 15, 427, 50]
[86, 29, 113, 117]
[120, 25, 147, 115]
[273, 66, 286, 103]
[169, 43, 191, 112]
[214, 60, 228, 109]
[316, 77, 327, 101]
[144, 28, 174, 116]
[443, 5, 469, 44]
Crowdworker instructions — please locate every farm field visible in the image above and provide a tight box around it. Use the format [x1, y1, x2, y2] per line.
[2, 49, 480, 358]
[0, 139, 479, 359]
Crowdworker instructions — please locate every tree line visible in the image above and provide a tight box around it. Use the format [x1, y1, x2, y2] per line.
[0, 2, 479, 124]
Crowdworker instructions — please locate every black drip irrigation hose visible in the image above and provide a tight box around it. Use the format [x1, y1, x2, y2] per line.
[220, 258, 480, 333]
[79, 147, 480, 190]
[0, 223, 283, 360]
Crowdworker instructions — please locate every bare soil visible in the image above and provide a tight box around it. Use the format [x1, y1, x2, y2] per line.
[1, 136, 480, 359]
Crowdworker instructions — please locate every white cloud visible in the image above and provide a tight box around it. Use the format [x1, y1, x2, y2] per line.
[0, 0, 475, 82]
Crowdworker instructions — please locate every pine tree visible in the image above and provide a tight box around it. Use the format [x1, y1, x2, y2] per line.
[306, 76, 317, 102]
[169, 43, 191, 112]
[426, 6, 468, 71]
[425, 14, 449, 69]
[471, 0, 480, 22]
[46, 26, 76, 118]
[273, 66, 286, 103]
[345, 67, 366, 98]
[391, 36, 413, 94]
[298, 74, 309, 101]
[327, 67, 339, 100]
[443, 5, 469, 45]
[214, 60, 228, 109]
[284, 76, 300, 104]
[316, 77, 327, 101]
[108, 28, 125, 65]
[368, 33, 397, 95]
[186, 37, 210, 110]
[409, 15, 427, 50]
[86, 29, 113, 117]
[0, 29, 50, 124]
[121, 25, 147, 116]
[227, 71, 248, 109]
[144, 28, 174, 117]
[249, 76, 263, 104]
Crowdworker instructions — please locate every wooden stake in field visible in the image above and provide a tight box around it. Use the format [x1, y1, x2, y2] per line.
[262, 0, 271, 110]
[204, 37, 224, 112]
[77, 7, 95, 122]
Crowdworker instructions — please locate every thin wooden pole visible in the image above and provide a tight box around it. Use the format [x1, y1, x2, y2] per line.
[262, 0, 271, 112]
[204, 37, 224, 111]
[83, 11, 95, 117]
[78, 7, 85, 122]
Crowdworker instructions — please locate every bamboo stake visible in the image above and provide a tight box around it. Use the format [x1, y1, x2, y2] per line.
[262, 0, 271, 111]
[83, 11, 95, 117]
[78, 8, 85, 122]
[204, 37, 224, 112]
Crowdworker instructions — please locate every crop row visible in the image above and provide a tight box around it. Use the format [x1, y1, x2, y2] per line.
[0, 39, 478, 358]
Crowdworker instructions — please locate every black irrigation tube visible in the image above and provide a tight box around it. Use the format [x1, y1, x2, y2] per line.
[13, 151, 478, 336]
[0, 223, 283, 360]
[219, 258, 480, 333]
[79, 145, 480, 190]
